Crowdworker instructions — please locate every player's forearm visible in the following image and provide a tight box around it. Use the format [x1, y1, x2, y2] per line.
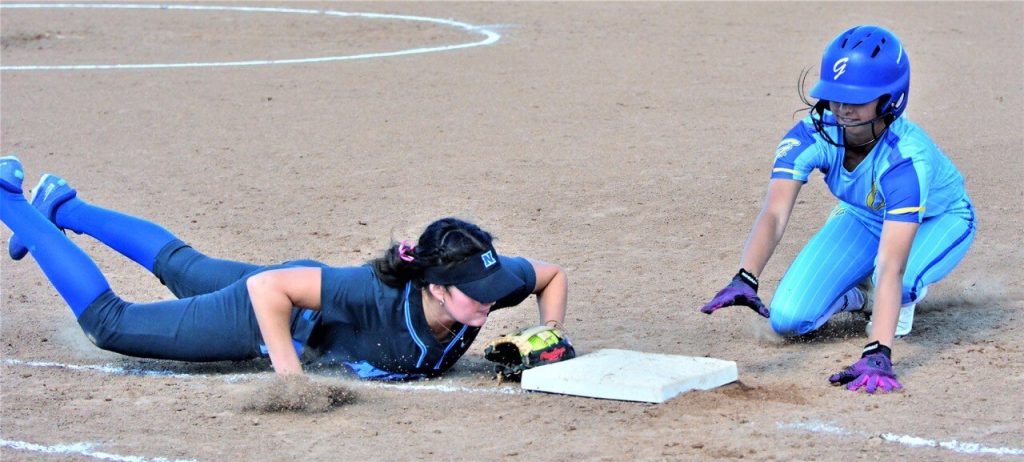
[871, 220, 917, 347]
[536, 267, 568, 327]
[739, 212, 786, 277]
[247, 275, 303, 375]
[867, 267, 903, 347]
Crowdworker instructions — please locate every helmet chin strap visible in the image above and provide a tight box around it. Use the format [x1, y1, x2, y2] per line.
[842, 115, 889, 149]
[811, 101, 892, 149]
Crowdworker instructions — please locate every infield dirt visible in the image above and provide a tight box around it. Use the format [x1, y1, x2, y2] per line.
[2, 2, 1022, 461]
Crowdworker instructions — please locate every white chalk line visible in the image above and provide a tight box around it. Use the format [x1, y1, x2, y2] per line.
[12, 360, 1019, 456]
[0, 438, 198, 462]
[2, 358, 524, 395]
[0, 3, 501, 70]
[778, 421, 1024, 457]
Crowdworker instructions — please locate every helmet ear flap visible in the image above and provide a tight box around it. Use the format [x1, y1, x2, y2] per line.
[876, 94, 901, 125]
[876, 94, 900, 124]
[876, 95, 892, 116]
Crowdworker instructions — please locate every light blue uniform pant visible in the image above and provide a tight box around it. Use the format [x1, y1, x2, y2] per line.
[769, 200, 976, 336]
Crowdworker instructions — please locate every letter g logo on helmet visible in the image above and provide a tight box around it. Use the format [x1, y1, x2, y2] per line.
[832, 57, 849, 80]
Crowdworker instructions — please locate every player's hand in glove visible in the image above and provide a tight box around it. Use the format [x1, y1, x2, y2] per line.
[829, 342, 903, 393]
[483, 325, 575, 382]
[700, 269, 769, 318]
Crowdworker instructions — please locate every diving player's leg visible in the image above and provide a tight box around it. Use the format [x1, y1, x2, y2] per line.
[7, 172, 177, 270]
[153, 241, 263, 298]
[56, 195, 268, 297]
[1, 157, 109, 317]
[78, 279, 262, 361]
[4, 158, 272, 362]
[10, 172, 264, 298]
[769, 206, 877, 336]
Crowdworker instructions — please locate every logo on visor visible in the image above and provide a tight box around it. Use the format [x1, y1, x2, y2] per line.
[481, 251, 497, 268]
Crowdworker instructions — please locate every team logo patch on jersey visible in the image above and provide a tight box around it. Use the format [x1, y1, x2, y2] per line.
[481, 250, 497, 268]
[866, 182, 886, 211]
[775, 138, 801, 159]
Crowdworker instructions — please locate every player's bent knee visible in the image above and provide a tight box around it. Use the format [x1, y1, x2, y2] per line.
[901, 283, 927, 305]
[74, 289, 129, 351]
[769, 307, 817, 337]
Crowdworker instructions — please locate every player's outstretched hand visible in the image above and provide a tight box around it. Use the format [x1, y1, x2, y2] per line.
[829, 351, 902, 394]
[700, 269, 769, 318]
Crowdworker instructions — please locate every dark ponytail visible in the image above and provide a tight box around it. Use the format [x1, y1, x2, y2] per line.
[371, 217, 495, 288]
[371, 243, 420, 288]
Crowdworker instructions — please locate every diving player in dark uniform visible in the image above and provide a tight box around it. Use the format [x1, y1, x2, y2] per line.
[1, 156, 569, 380]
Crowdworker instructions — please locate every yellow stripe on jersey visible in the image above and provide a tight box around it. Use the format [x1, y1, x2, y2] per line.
[773, 168, 799, 175]
[888, 206, 925, 215]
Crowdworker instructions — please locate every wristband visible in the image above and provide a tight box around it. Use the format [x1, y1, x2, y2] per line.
[736, 268, 759, 292]
[862, 341, 892, 359]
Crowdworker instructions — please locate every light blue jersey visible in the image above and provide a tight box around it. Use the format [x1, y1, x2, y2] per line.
[771, 113, 972, 226]
[764, 113, 976, 336]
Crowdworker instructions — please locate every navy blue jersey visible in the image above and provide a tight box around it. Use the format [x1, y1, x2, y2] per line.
[302, 256, 536, 380]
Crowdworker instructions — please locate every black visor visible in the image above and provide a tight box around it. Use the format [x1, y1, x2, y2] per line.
[422, 249, 524, 303]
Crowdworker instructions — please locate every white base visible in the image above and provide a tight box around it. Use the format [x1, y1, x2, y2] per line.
[521, 349, 738, 403]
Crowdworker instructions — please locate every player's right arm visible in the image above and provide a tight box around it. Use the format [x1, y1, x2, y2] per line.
[742, 118, 821, 276]
[740, 178, 802, 277]
[247, 267, 323, 375]
[700, 120, 816, 317]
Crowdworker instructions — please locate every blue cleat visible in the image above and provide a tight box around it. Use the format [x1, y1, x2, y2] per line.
[0, 155, 25, 193]
[8, 173, 78, 260]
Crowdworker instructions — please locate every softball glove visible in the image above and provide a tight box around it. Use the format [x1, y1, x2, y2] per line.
[483, 325, 575, 382]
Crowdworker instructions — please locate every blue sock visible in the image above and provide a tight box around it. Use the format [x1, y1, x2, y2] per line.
[1, 190, 109, 317]
[55, 198, 177, 272]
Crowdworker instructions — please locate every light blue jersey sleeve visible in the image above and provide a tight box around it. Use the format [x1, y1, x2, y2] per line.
[771, 118, 827, 183]
[877, 119, 969, 223]
[878, 150, 926, 222]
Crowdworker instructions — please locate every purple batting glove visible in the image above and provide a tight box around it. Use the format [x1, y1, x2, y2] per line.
[829, 349, 903, 394]
[700, 269, 769, 318]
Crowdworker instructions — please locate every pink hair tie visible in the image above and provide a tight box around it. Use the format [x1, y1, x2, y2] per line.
[398, 240, 416, 262]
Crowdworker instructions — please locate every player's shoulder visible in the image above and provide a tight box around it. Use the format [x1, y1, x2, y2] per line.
[773, 114, 829, 163]
[321, 264, 377, 288]
[887, 118, 937, 148]
[883, 117, 941, 161]
[498, 255, 537, 282]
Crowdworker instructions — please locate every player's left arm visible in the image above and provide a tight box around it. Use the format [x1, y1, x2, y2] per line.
[870, 220, 918, 347]
[870, 155, 926, 346]
[528, 259, 568, 328]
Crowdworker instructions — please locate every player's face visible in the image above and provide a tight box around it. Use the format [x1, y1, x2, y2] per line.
[441, 287, 496, 327]
[829, 98, 884, 144]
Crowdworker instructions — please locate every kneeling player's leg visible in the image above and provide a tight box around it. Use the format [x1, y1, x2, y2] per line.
[903, 210, 976, 304]
[878, 209, 977, 336]
[770, 206, 877, 336]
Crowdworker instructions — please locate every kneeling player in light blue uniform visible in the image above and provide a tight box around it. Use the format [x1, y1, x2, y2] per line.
[0, 157, 572, 379]
[700, 25, 975, 393]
